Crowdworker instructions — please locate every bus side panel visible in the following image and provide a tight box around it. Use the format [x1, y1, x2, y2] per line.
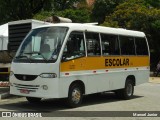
[59, 68, 145, 97]
[135, 68, 150, 85]
[105, 70, 131, 90]
[60, 56, 149, 96]
[84, 70, 110, 94]
[59, 71, 110, 96]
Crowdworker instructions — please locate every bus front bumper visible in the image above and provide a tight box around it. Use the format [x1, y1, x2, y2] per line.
[10, 76, 60, 99]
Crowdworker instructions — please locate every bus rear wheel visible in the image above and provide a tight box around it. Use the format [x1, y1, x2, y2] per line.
[26, 97, 41, 103]
[115, 80, 134, 100]
[67, 84, 83, 108]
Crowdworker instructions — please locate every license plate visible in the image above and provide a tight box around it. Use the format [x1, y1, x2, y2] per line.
[20, 89, 29, 94]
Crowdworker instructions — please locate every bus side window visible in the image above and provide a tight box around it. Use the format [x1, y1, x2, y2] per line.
[101, 34, 120, 55]
[119, 36, 135, 55]
[135, 37, 148, 55]
[62, 31, 85, 61]
[85, 32, 101, 56]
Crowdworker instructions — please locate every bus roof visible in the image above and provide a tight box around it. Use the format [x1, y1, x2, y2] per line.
[33, 23, 146, 37]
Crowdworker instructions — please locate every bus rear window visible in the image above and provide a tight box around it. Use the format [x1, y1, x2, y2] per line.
[135, 37, 148, 55]
[119, 36, 135, 55]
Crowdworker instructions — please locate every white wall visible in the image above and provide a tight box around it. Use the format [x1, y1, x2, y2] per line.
[0, 36, 8, 51]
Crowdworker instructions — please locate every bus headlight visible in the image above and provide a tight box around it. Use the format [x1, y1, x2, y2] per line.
[39, 73, 57, 78]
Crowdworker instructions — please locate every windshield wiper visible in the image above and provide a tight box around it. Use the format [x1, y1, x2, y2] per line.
[15, 55, 31, 63]
[24, 52, 48, 62]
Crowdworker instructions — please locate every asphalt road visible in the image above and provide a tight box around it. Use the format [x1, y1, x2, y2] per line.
[0, 82, 160, 120]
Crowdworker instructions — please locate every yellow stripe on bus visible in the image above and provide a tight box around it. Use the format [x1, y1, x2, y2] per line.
[60, 56, 149, 72]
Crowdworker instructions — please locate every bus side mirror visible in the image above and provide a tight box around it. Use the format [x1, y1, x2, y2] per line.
[61, 55, 67, 62]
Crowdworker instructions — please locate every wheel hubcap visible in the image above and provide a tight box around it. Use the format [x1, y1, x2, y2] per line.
[72, 88, 81, 104]
[126, 84, 132, 96]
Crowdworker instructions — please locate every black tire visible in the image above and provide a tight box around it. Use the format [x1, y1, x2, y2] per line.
[67, 84, 83, 108]
[115, 80, 134, 100]
[26, 97, 41, 103]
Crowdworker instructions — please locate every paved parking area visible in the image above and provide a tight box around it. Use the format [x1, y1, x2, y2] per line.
[0, 78, 160, 119]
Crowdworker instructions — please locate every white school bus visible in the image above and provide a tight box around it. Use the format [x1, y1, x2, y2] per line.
[9, 23, 150, 107]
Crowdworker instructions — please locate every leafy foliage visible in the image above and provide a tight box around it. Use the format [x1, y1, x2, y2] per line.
[102, 0, 160, 41]
[0, 0, 85, 24]
[52, 0, 84, 10]
[56, 8, 91, 23]
[0, 0, 53, 24]
[145, 0, 160, 8]
[33, 11, 53, 21]
[91, 0, 124, 24]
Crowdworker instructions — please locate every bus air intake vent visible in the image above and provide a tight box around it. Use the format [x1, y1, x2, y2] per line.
[0, 68, 8, 72]
[14, 74, 38, 81]
[8, 23, 31, 52]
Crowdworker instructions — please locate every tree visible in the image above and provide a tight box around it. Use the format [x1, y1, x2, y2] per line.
[33, 0, 89, 22]
[0, 0, 87, 24]
[0, 0, 52, 24]
[102, 0, 160, 37]
[145, 0, 160, 8]
[33, 11, 53, 21]
[103, 0, 148, 28]
[56, 8, 91, 23]
[53, 0, 84, 11]
[91, 0, 124, 24]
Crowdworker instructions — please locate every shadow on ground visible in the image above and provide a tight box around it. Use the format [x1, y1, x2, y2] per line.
[0, 92, 143, 112]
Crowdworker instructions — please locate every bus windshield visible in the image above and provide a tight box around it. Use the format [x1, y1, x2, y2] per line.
[15, 27, 68, 63]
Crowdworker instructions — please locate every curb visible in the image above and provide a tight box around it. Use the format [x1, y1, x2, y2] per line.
[149, 77, 160, 84]
[0, 92, 10, 100]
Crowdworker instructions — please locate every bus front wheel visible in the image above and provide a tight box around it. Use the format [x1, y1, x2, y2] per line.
[67, 84, 83, 108]
[26, 97, 42, 103]
[115, 80, 134, 100]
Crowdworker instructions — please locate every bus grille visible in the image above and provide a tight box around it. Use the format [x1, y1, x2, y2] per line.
[13, 83, 40, 92]
[14, 74, 38, 81]
[0, 68, 9, 72]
